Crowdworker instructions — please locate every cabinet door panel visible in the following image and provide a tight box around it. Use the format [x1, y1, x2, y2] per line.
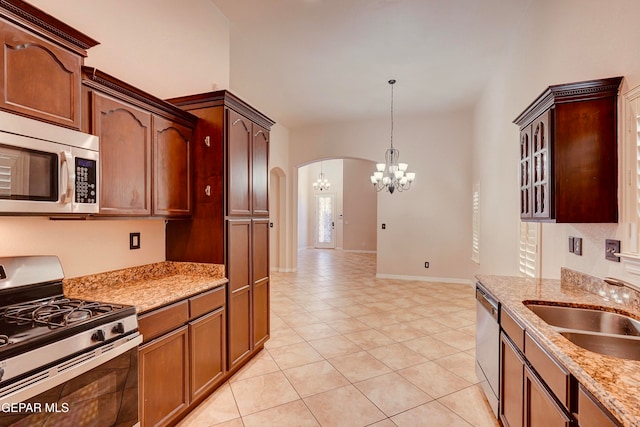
[153, 116, 192, 216]
[501, 333, 524, 427]
[227, 219, 252, 368]
[253, 219, 270, 347]
[519, 126, 532, 219]
[139, 326, 189, 427]
[252, 124, 269, 216]
[524, 366, 573, 427]
[190, 307, 226, 401]
[92, 92, 152, 215]
[531, 111, 551, 219]
[227, 109, 252, 216]
[0, 20, 81, 128]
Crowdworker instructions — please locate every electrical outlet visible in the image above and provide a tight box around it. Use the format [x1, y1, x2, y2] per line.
[574, 237, 582, 256]
[381, 223, 386, 230]
[568, 237, 575, 253]
[424, 262, 429, 268]
[605, 239, 621, 262]
[130, 232, 141, 250]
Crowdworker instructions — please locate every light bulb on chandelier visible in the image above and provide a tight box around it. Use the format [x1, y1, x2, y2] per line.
[313, 161, 331, 191]
[370, 79, 416, 194]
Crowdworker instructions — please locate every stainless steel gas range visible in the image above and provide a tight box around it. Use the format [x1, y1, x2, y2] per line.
[0, 256, 142, 426]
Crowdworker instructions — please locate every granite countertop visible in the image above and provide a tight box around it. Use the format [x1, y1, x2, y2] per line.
[477, 269, 640, 427]
[63, 261, 228, 314]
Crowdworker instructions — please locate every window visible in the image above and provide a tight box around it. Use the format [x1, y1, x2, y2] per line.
[519, 221, 540, 278]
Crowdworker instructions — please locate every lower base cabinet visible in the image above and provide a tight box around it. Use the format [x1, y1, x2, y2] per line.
[138, 286, 226, 427]
[525, 365, 573, 427]
[139, 326, 189, 427]
[501, 333, 524, 427]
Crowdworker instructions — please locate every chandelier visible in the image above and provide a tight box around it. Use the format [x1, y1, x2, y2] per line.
[370, 79, 416, 194]
[313, 161, 331, 191]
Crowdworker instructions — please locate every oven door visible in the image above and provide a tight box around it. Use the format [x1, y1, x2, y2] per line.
[0, 334, 141, 427]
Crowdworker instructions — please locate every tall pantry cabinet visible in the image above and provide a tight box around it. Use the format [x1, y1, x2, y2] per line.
[166, 91, 274, 372]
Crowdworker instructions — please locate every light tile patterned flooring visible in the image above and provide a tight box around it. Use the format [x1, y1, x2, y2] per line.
[178, 250, 500, 427]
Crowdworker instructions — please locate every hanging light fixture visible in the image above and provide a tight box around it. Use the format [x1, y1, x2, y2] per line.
[370, 79, 416, 194]
[313, 161, 331, 191]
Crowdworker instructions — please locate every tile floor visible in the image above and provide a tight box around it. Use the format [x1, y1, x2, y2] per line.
[178, 249, 500, 427]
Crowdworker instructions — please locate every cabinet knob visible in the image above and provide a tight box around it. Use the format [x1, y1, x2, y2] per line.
[205, 185, 211, 197]
[204, 136, 210, 147]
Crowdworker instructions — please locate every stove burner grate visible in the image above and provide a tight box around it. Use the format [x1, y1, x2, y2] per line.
[3, 298, 118, 329]
[0, 335, 9, 348]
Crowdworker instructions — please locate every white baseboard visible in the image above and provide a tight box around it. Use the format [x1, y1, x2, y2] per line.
[343, 249, 377, 254]
[270, 267, 297, 273]
[375, 273, 474, 286]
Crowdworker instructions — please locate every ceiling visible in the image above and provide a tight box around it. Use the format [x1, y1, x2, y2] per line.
[211, 0, 529, 129]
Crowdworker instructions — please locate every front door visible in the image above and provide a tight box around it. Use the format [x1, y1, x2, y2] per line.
[314, 194, 336, 249]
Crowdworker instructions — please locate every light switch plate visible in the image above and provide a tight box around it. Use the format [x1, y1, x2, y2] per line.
[605, 239, 621, 262]
[130, 232, 141, 250]
[574, 237, 582, 256]
[568, 237, 575, 253]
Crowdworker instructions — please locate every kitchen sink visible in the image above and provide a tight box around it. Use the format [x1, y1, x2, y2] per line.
[558, 331, 640, 360]
[525, 303, 640, 360]
[525, 303, 640, 336]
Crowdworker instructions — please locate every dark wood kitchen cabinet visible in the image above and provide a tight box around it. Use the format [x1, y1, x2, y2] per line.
[138, 286, 226, 427]
[0, 1, 98, 129]
[514, 77, 622, 223]
[500, 307, 576, 427]
[165, 91, 274, 374]
[82, 67, 197, 217]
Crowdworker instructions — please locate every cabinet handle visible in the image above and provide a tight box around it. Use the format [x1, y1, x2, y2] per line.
[204, 185, 211, 197]
[204, 136, 210, 147]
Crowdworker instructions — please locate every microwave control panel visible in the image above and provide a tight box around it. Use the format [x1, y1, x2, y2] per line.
[75, 158, 97, 204]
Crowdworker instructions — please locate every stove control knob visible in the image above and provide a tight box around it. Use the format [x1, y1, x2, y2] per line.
[112, 322, 125, 334]
[92, 329, 106, 342]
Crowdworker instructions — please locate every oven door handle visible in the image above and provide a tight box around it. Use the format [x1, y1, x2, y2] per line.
[0, 333, 142, 405]
[60, 150, 75, 204]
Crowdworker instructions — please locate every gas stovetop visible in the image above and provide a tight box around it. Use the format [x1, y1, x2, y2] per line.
[0, 256, 139, 391]
[0, 294, 137, 359]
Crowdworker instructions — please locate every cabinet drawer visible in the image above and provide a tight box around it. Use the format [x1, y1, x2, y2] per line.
[501, 306, 525, 352]
[139, 300, 189, 343]
[190, 286, 225, 319]
[525, 332, 570, 406]
[578, 384, 619, 427]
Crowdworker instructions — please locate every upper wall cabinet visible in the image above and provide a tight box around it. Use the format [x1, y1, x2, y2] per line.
[0, 1, 99, 129]
[82, 67, 197, 217]
[514, 77, 623, 223]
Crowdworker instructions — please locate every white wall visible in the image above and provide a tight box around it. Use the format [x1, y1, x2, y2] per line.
[290, 111, 478, 283]
[343, 159, 377, 252]
[1, 0, 231, 277]
[474, 0, 640, 281]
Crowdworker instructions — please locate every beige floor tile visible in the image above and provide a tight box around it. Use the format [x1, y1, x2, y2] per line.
[433, 351, 479, 384]
[354, 372, 433, 416]
[431, 329, 477, 351]
[367, 420, 399, 427]
[328, 350, 392, 382]
[283, 360, 350, 398]
[228, 350, 280, 383]
[304, 385, 386, 427]
[399, 362, 473, 398]
[264, 327, 305, 349]
[242, 400, 320, 427]
[279, 312, 324, 327]
[325, 318, 371, 334]
[439, 385, 501, 427]
[269, 341, 324, 370]
[206, 418, 244, 427]
[345, 329, 396, 350]
[391, 401, 472, 427]
[406, 316, 452, 334]
[402, 335, 461, 360]
[293, 323, 341, 340]
[308, 335, 363, 358]
[377, 323, 425, 342]
[176, 382, 239, 426]
[340, 304, 379, 317]
[229, 371, 299, 416]
[367, 343, 429, 370]
[431, 312, 476, 329]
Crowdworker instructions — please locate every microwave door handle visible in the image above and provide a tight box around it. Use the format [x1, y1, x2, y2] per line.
[60, 151, 74, 204]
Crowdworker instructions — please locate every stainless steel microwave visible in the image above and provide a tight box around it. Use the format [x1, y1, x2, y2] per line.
[0, 111, 99, 214]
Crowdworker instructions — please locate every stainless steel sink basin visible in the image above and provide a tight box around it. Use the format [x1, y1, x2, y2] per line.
[525, 303, 640, 360]
[525, 303, 640, 336]
[558, 331, 640, 360]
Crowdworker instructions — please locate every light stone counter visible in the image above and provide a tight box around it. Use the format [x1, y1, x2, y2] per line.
[63, 261, 227, 314]
[477, 269, 640, 427]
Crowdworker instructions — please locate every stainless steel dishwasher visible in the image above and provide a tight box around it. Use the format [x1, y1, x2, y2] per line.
[475, 281, 500, 418]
